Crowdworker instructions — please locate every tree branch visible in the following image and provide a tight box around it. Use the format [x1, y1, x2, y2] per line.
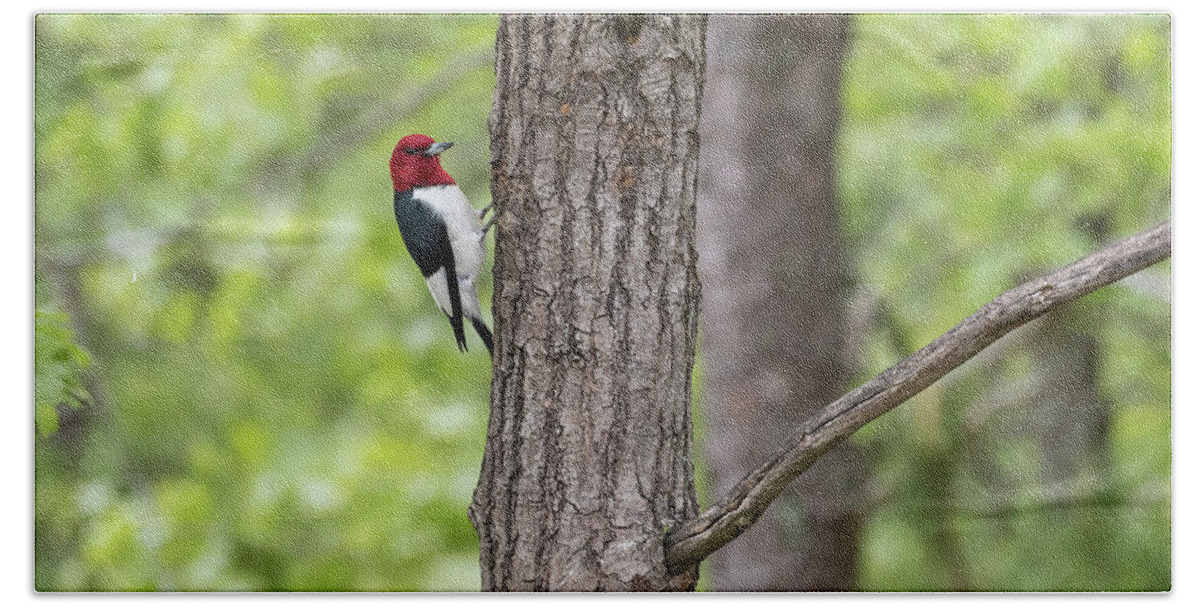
[663, 221, 1172, 572]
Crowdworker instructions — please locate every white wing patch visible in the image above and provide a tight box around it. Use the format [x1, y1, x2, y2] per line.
[424, 269, 486, 322]
[425, 268, 453, 317]
[412, 184, 487, 320]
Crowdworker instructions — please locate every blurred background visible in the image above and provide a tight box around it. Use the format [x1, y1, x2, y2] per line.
[836, 14, 1169, 591]
[34, 14, 1170, 591]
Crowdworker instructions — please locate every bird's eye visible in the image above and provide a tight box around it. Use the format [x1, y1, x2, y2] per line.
[405, 147, 417, 155]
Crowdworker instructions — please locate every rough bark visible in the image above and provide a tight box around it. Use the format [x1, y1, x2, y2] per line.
[469, 14, 706, 591]
[697, 14, 861, 591]
[664, 221, 1171, 571]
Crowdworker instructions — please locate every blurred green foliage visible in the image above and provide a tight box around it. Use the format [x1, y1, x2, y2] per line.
[839, 14, 1170, 591]
[35, 14, 497, 591]
[34, 13, 1169, 592]
[34, 309, 91, 436]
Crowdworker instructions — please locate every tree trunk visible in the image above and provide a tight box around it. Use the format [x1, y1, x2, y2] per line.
[696, 14, 861, 591]
[1028, 307, 1109, 484]
[1028, 216, 1113, 487]
[468, 14, 707, 591]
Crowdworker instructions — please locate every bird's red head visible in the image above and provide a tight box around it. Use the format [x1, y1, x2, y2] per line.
[390, 134, 457, 192]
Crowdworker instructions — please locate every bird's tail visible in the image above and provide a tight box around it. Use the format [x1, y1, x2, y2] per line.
[445, 268, 468, 353]
[459, 275, 493, 357]
[448, 316, 468, 352]
[470, 316, 494, 357]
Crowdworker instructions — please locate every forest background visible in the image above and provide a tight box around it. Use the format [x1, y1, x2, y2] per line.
[33, 13, 1170, 591]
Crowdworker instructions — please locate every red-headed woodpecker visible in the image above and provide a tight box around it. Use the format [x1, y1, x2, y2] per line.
[390, 134, 493, 356]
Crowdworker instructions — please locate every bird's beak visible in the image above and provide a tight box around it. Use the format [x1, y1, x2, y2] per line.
[424, 142, 453, 156]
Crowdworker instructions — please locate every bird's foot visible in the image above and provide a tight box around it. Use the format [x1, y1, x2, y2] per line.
[478, 202, 494, 220]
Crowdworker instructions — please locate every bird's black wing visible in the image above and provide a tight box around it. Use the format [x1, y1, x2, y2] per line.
[394, 189, 467, 351]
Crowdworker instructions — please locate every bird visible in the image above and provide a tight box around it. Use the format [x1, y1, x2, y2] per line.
[389, 133, 494, 356]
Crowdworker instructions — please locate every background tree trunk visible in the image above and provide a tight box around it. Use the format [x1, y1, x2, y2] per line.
[696, 14, 862, 591]
[1028, 309, 1109, 484]
[468, 14, 707, 591]
[1027, 216, 1113, 488]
